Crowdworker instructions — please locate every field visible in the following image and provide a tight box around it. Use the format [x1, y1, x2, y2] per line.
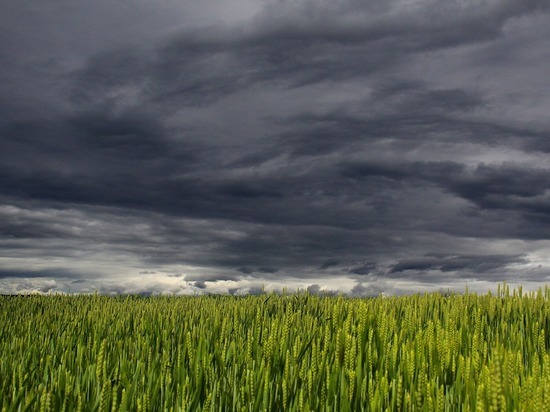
[2, 286, 550, 411]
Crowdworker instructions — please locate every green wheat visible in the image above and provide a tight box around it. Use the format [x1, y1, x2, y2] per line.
[1, 285, 550, 410]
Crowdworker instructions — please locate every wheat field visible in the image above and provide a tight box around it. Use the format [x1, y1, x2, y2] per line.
[1, 286, 550, 411]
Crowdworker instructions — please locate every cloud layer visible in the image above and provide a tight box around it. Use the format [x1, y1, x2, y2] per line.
[1, 0, 549, 295]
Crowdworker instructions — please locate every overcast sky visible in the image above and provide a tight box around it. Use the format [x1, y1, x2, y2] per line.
[1, 0, 549, 295]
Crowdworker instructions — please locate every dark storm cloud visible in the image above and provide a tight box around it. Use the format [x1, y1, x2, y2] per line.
[0, 268, 79, 280]
[55, 0, 549, 111]
[193, 281, 208, 290]
[272, 85, 549, 161]
[342, 160, 550, 223]
[0, 218, 68, 240]
[319, 259, 340, 270]
[69, 112, 173, 160]
[235, 266, 278, 276]
[349, 263, 378, 276]
[237, 267, 254, 275]
[380, 253, 544, 285]
[389, 254, 527, 274]
[1, 0, 549, 294]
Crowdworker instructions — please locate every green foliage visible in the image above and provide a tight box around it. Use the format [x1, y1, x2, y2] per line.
[2, 286, 550, 410]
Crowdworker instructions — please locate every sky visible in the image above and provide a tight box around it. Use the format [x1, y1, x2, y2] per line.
[1, 0, 549, 295]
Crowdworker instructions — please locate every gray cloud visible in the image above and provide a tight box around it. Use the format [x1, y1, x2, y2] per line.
[341, 160, 550, 227]
[0, 0, 549, 294]
[1, 279, 58, 295]
[349, 282, 388, 298]
[319, 259, 340, 270]
[389, 254, 527, 275]
[193, 281, 208, 290]
[0, 268, 76, 280]
[349, 263, 378, 276]
[306, 284, 338, 296]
